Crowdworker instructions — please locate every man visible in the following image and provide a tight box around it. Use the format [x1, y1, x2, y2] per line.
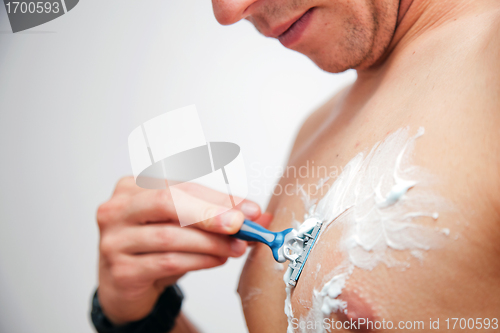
[93, 0, 500, 332]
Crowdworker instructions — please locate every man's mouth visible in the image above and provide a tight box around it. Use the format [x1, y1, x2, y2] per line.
[274, 8, 315, 47]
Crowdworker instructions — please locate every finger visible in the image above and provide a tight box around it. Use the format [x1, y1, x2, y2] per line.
[117, 224, 247, 257]
[175, 182, 262, 219]
[113, 176, 144, 196]
[130, 252, 228, 281]
[167, 188, 247, 234]
[234, 200, 262, 220]
[124, 187, 245, 234]
[124, 188, 179, 224]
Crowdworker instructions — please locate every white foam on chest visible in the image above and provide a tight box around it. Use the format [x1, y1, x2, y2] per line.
[283, 127, 451, 332]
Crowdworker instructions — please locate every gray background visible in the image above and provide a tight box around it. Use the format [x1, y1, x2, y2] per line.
[0, 1, 355, 332]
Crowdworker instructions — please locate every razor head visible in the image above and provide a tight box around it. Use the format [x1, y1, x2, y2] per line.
[276, 229, 301, 263]
[287, 219, 323, 287]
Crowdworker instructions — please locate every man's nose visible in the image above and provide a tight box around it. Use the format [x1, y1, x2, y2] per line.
[212, 0, 258, 25]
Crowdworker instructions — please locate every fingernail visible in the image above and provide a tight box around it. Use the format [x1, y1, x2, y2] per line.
[231, 239, 247, 256]
[220, 210, 241, 231]
[240, 202, 259, 217]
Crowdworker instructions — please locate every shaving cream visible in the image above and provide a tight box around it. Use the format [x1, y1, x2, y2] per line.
[284, 127, 450, 332]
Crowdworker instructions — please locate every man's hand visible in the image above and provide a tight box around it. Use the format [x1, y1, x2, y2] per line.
[96, 176, 272, 325]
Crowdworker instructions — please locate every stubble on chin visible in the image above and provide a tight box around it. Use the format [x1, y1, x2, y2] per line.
[307, 1, 398, 73]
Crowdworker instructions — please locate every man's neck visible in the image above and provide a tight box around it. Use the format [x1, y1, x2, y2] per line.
[359, 0, 495, 77]
[397, 0, 414, 25]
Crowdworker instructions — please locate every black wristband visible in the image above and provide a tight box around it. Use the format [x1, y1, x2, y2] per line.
[91, 285, 183, 333]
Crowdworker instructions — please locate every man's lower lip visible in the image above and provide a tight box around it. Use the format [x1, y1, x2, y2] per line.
[278, 8, 315, 47]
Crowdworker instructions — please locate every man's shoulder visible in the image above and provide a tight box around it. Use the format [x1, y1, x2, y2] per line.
[288, 85, 352, 162]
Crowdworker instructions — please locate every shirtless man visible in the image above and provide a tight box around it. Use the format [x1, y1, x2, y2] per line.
[94, 0, 500, 332]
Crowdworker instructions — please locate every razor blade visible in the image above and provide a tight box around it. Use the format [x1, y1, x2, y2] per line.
[232, 218, 323, 287]
[285, 218, 323, 287]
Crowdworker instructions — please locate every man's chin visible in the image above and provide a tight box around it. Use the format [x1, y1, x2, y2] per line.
[302, 45, 380, 73]
[304, 52, 354, 74]
[315, 61, 353, 74]
[287, 41, 355, 73]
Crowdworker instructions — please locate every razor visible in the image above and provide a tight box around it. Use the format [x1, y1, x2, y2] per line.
[232, 218, 323, 287]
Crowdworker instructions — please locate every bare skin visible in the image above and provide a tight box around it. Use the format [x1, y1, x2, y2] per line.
[96, 0, 500, 331]
[235, 1, 500, 331]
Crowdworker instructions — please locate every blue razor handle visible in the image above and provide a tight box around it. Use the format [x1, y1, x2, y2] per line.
[232, 219, 294, 263]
